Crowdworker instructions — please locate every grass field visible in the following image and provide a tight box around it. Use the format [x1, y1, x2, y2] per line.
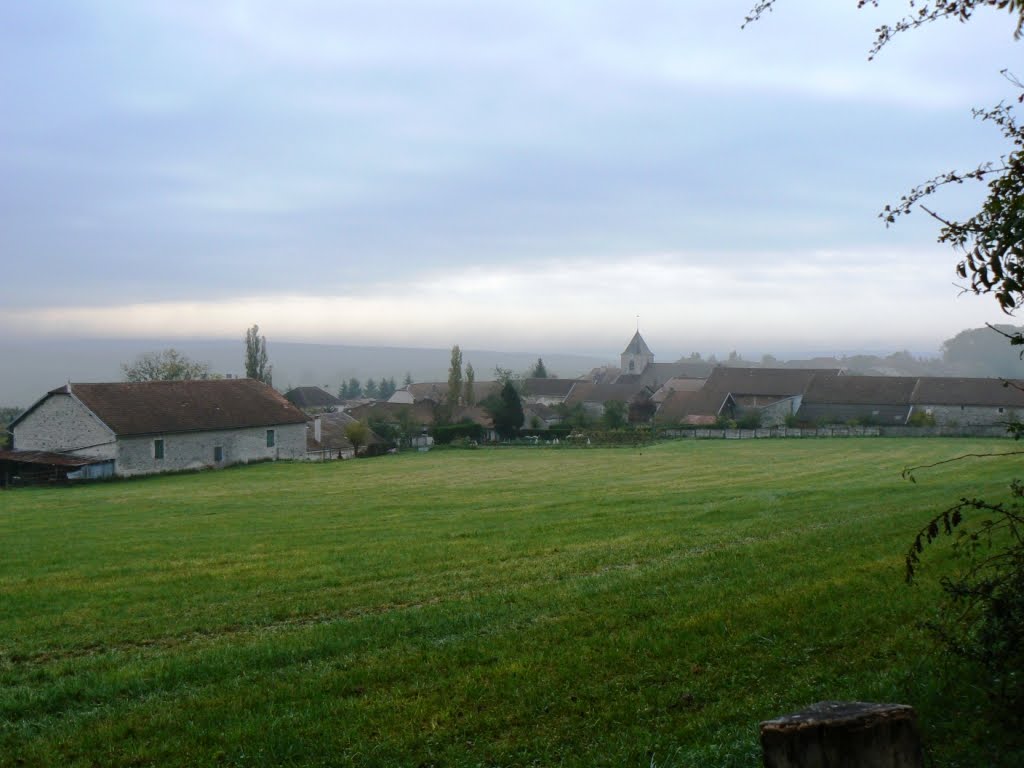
[0, 438, 1020, 767]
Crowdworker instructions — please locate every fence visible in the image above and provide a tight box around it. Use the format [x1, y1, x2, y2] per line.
[659, 425, 1012, 440]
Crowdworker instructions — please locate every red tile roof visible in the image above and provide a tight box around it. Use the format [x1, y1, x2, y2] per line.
[58, 379, 307, 436]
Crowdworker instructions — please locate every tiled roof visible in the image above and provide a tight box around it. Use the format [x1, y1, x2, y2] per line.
[563, 381, 651, 407]
[405, 381, 502, 406]
[346, 400, 437, 425]
[654, 367, 836, 424]
[651, 377, 706, 403]
[656, 389, 731, 424]
[802, 375, 919, 406]
[703, 367, 839, 397]
[305, 411, 357, 452]
[285, 386, 342, 409]
[911, 377, 1024, 407]
[521, 378, 579, 398]
[53, 379, 307, 436]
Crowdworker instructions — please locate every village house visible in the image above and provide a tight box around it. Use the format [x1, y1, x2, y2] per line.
[7, 379, 307, 479]
[285, 386, 343, 412]
[657, 367, 840, 427]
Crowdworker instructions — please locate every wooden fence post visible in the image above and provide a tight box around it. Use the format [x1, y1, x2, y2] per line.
[760, 701, 923, 768]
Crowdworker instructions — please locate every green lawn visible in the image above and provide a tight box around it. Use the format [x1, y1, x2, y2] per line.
[0, 438, 1018, 767]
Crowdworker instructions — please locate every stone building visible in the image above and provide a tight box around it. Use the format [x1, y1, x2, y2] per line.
[9, 379, 307, 478]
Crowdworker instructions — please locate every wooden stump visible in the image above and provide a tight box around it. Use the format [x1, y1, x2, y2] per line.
[760, 701, 923, 768]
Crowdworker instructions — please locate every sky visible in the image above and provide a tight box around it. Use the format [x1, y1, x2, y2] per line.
[1, 1, 1021, 360]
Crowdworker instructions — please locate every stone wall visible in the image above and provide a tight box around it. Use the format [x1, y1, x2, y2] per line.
[12, 394, 117, 460]
[116, 423, 306, 477]
[915, 404, 1020, 427]
[660, 425, 1010, 439]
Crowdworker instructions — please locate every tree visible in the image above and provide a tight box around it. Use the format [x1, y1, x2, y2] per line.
[464, 363, 476, 406]
[530, 358, 549, 378]
[446, 345, 463, 419]
[396, 406, 417, 445]
[364, 378, 379, 399]
[379, 376, 397, 400]
[404, 371, 414, 387]
[244, 324, 272, 385]
[122, 349, 210, 382]
[746, 2, 1024, 58]
[602, 400, 628, 430]
[745, 4, 1024, 312]
[557, 402, 591, 430]
[493, 366, 520, 388]
[748, 0, 1024, 734]
[485, 380, 524, 439]
[344, 378, 362, 399]
[344, 420, 370, 456]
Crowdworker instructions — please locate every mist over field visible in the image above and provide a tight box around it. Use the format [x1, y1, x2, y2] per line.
[0, 339, 609, 408]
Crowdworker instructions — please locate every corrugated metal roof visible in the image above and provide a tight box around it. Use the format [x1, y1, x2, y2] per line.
[0, 450, 104, 467]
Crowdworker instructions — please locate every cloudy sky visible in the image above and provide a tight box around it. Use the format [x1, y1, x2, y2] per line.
[1, 1, 1020, 359]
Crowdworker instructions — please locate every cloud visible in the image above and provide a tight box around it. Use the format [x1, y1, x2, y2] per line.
[0, 249, 997, 356]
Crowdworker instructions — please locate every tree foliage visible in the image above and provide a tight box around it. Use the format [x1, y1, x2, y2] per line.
[379, 376, 397, 400]
[905, 478, 1024, 715]
[446, 345, 463, 419]
[464, 363, 476, 406]
[344, 420, 370, 455]
[485, 381, 524, 439]
[530, 358, 549, 378]
[340, 378, 362, 399]
[602, 400, 628, 430]
[244, 324, 272, 385]
[122, 349, 210, 382]
[746, 1, 1024, 58]
[747, 0, 1024, 733]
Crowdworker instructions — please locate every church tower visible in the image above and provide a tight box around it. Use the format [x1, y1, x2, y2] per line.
[621, 331, 654, 374]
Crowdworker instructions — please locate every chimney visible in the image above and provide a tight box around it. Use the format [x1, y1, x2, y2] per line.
[314, 416, 322, 443]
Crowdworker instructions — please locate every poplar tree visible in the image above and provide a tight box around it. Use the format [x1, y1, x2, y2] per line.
[244, 324, 272, 385]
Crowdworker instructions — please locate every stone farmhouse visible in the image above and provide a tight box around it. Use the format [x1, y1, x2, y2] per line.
[7, 379, 307, 480]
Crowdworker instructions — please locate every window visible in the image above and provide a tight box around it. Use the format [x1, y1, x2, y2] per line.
[214, 446, 223, 462]
[266, 429, 276, 448]
[999, 407, 1005, 414]
[154, 439, 164, 460]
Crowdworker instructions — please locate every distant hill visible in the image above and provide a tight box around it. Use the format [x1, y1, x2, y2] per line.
[0, 339, 610, 409]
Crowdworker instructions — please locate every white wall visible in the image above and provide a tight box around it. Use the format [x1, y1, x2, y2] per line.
[12, 394, 116, 460]
[116, 423, 306, 477]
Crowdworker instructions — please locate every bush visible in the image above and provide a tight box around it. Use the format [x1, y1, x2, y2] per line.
[907, 410, 937, 427]
[736, 411, 762, 430]
[906, 479, 1024, 723]
[431, 422, 484, 445]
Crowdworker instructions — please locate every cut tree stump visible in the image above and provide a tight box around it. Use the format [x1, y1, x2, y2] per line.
[760, 701, 923, 768]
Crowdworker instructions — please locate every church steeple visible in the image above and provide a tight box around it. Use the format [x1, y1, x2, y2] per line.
[621, 330, 654, 374]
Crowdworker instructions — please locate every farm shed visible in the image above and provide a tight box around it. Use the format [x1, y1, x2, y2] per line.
[0, 449, 110, 488]
[796, 375, 918, 425]
[9, 379, 308, 478]
[910, 376, 1024, 426]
